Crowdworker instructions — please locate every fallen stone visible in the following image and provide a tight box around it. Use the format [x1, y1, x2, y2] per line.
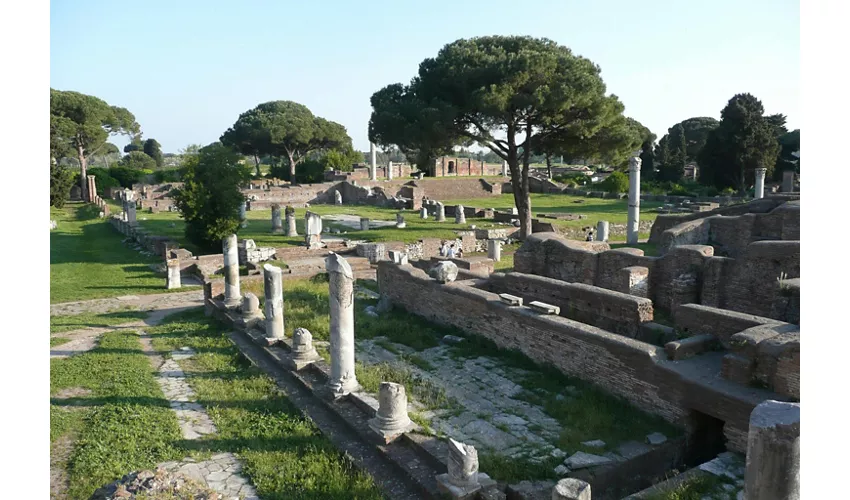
[429, 261, 459, 283]
[564, 451, 612, 469]
[646, 432, 668, 445]
[581, 440, 606, 448]
[551, 448, 567, 459]
[442, 335, 465, 345]
[554, 464, 569, 476]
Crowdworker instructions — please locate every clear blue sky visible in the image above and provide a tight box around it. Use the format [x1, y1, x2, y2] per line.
[50, 0, 799, 154]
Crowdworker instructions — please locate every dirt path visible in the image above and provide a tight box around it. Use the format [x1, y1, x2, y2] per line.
[50, 289, 204, 317]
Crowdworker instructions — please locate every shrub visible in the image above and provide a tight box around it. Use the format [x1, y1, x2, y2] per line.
[153, 168, 184, 183]
[87, 167, 121, 195]
[598, 171, 629, 193]
[119, 151, 157, 170]
[107, 166, 145, 188]
[50, 163, 76, 208]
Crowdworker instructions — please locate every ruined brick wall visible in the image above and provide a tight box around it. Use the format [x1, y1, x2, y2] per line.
[718, 241, 800, 320]
[649, 245, 714, 312]
[377, 262, 685, 424]
[140, 199, 175, 213]
[242, 183, 335, 208]
[485, 272, 653, 338]
[513, 233, 609, 284]
[596, 249, 654, 291]
[648, 197, 787, 244]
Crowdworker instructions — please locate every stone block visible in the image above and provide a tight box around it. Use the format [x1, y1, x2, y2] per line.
[664, 334, 719, 361]
[721, 353, 754, 385]
[499, 293, 523, 306]
[528, 301, 560, 315]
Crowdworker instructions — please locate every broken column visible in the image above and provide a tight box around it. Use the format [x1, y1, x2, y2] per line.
[502, 160, 508, 177]
[487, 240, 502, 262]
[237, 292, 264, 330]
[754, 167, 767, 199]
[222, 234, 241, 308]
[87, 175, 97, 202]
[420, 207, 428, 219]
[436, 439, 494, 498]
[166, 258, 181, 289]
[782, 170, 795, 192]
[369, 143, 377, 181]
[744, 400, 800, 500]
[436, 202, 446, 222]
[271, 204, 283, 234]
[334, 190, 343, 205]
[326, 253, 359, 396]
[627, 156, 642, 245]
[429, 261, 458, 283]
[285, 206, 297, 237]
[455, 205, 466, 224]
[368, 382, 413, 442]
[387, 161, 394, 180]
[395, 212, 406, 229]
[305, 211, 322, 249]
[596, 220, 609, 242]
[239, 201, 247, 228]
[126, 199, 137, 225]
[287, 327, 321, 369]
[263, 264, 285, 341]
[360, 217, 370, 231]
[552, 478, 591, 500]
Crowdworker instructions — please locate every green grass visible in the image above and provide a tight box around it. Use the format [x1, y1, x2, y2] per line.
[135, 193, 662, 249]
[51, 337, 72, 347]
[50, 308, 149, 334]
[644, 473, 733, 500]
[146, 309, 383, 499]
[50, 202, 199, 303]
[50, 330, 184, 498]
[478, 451, 561, 483]
[356, 361, 452, 411]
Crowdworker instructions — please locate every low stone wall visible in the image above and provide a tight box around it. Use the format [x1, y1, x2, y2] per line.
[485, 272, 654, 338]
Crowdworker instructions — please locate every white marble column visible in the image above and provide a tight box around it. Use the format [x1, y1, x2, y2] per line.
[627, 156, 642, 245]
[263, 263, 285, 340]
[487, 240, 502, 262]
[596, 220, 609, 242]
[387, 161, 394, 180]
[436, 202, 446, 222]
[370, 143, 377, 181]
[166, 258, 181, 289]
[744, 400, 800, 500]
[754, 167, 767, 199]
[502, 160, 508, 177]
[271, 205, 283, 234]
[326, 253, 359, 395]
[455, 205, 466, 224]
[223, 234, 241, 307]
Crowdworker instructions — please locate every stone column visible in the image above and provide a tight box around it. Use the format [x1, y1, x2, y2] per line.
[420, 207, 429, 219]
[627, 156, 642, 245]
[222, 234, 241, 307]
[455, 205, 466, 224]
[502, 160, 508, 177]
[368, 382, 413, 442]
[487, 240, 502, 262]
[127, 200, 137, 225]
[744, 400, 800, 500]
[238, 293, 264, 330]
[436, 438, 494, 497]
[239, 201, 247, 228]
[436, 202, 446, 222]
[552, 478, 591, 500]
[754, 167, 767, 199]
[395, 212, 406, 229]
[441, 157, 446, 176]
[369, 143, 377, 181]
[271, 205, 283, 234]
[87, 175, 97, 202]
[387, 161, 394, 180]
[305, 211, 322, 249]
[360, 217, 370, 230]
[782, 170, 795, 192]
[334, 190, 343, 205]
[285, 206, 297, 237]
[263, 263, 285, 340]
[596, 220, 610, 242]
[288, 327, 321, 369]
[326, 253, 359, 396]
[166, 258, 181, 289]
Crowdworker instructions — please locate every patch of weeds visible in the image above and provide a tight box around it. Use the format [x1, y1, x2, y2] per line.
[494, 422, 511, 433]
[403, 353, 435, 371]
[478, 451, 557, 483]
[374, 339, 401, 354]
[409, 412, 433, 435]
[644, 473, 733, 500]
[50, 308, 148, 334]
[51, 337, 71, 347]
[356, 361, 453, 411]
[355, 304, 441, 351]
[356, 279, 380, 293]
[50, 405, 85, 443]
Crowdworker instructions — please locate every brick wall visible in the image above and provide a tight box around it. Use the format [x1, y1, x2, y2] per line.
[485, 272, 654, 338]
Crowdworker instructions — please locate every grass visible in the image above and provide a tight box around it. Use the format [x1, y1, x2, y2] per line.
[134, 193, 663, 250]
[50, 308, 149, 334]
[356, 361, 452, 411]
[50, 203, 199, 303]
[50, 330, 184, 498]
[147, 309, 383, 499]
[644, 473, 733, 500]
[478, 451, 561, 483]
[51, 336, 72, 347]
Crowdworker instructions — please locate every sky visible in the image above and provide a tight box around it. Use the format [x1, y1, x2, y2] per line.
[50, 0, 800, 154]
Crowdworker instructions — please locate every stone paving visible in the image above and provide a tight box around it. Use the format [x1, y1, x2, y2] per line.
[158, 453, 258, 500]
[156, 348, 217, 440]
[50, 289, 204, 316]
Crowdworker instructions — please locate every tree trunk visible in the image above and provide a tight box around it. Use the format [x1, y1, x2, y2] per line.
[288, 153, 297, 184]
[546, 154, 552, 179]
[254, 154, 261, 177]
[506, 124, 533, 239]
[77, 144, 88, 202]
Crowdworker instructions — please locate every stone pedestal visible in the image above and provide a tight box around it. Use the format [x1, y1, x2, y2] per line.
[596, 220, 610, 242]
[360, 218, 370, 231]
[369, 143, 377, 181]
[287, 327, 321, 369]
[420, 207, 428, 219]
[263, 264, 285, 341]
[435, 439, 495, 499]
[782, 170, 795, 193]
[434, 202, 445, 222]
[285, 211, 298, 237]
[744, 400, 800, 500]
[305, 211, 322, 249]
[487, 240, 502, 262]
[754, 167, 767, 199]
[455, 205, 466, 224]
[236, 292, 264, 330]
[223, 234, 241, 308]
[552, 478, 591, 500]
[271, 205, 284, 234]
[627, 156, 642, 245]
[396, 212, 406, 229]
[166, 258, 181, 289]
[326, 253, 359, 396]
[368, 382, 413, 442]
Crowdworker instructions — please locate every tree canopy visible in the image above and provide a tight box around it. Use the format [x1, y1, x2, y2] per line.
[221, 101, 352, 182]
[143, 138, 164, 167]
[697, 93, 780, 192]
[656, 117, 719, 162]
[50, 88, 140, 200]
[370, 35, 631, 237]
[119, 151, 157, 171]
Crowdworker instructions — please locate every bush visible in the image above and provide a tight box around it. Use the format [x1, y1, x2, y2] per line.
[50, 163, 76, 208]
[87, 167, 121, 195]
[553, 173, 590, 186]
[153, 168, 184, 183]
[107, 166, 146, 188]
[598, 171, 629, 193]
[119, 151, 157, 170]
